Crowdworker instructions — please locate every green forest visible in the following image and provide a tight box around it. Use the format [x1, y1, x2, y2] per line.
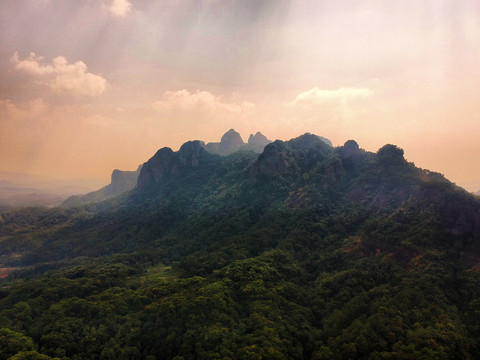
[1, 134, 480, 359]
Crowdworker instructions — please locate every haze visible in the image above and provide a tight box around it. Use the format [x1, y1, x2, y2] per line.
[1, 0, 479, 191]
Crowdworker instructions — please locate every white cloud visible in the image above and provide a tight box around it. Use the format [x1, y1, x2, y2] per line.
[150, 89, 256, 140]
[0, 98, 48, 121]
[152, 89, 255, 114]
[107, 0, 132, 17]
[11, 52, 107, 97]
[290, 87, 373, 107]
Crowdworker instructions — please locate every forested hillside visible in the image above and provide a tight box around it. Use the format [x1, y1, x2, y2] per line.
[1, 134, 480, 359]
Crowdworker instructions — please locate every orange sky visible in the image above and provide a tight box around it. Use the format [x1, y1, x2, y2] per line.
[1, 0, 479, 191]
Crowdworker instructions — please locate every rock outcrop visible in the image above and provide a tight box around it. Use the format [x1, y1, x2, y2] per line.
[219, 129, 245, 155]
[137, 140, 211, 191]
[248, 133, 333, 178]
[243, 132, 272, 153]
[206, 129, 272, 155]
[249, 140, 291, 177]
[62, 166, 141, 207]
[206, 129, 245, 155]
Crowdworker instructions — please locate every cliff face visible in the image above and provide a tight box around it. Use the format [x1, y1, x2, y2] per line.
[137, 148, 180, 191]
[105, 168, 141, 196]
[248, 133, 333, 178]
[137, 141, 211, 191]
[62, 166, 141, 207]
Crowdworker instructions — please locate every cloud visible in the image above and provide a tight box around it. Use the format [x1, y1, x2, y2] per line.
[107, 0, 132, 17]
[289, 87, 373, 107]
[0, 98, 48, 121]
[152, 89, 255, 114]
[151, 89, 256, 141]
[11, 52, 107, 97]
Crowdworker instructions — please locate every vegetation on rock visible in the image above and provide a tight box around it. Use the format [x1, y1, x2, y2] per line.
[1, 133, 480, 359]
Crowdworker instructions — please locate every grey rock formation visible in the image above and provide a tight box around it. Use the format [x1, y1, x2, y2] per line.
[206, 129, 245, 156]
[248, 132, 270, 146]
[206, 129, 272, 155]
[219, 129, 245, 155]
[137, 140, 212, 191]
[244, 132, 272, 153]
[178, 141, 207, 167]
[248, 141, 291, 177]
[248, 133, 333, 179]
[137, 148, 180, 191]
[62, 166, 141, 207]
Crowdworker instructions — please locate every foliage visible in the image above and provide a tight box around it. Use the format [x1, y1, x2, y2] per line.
[1, 135, 480, 359]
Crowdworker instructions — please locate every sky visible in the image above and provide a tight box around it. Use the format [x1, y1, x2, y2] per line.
[0, 0, 479, 191]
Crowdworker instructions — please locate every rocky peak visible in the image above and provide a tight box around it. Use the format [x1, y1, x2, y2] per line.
[376, 144, 406, 166]
[205, 129, 245, 155]
[137, 141, 216, 191]
[137, 147, 180, 191]
[343, 140, 360, 155]
[242, 132, 272, 153]
[339, 140, 363, 170]
[219, 129, 245, 155]
[178, 140, 207, 167]
[249, 140, 290, 177]
[289, 133, 332, 150]
[248, 132, 270, 146]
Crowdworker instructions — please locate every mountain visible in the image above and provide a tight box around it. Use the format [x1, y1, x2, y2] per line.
[0, 171, 104, 193]
[1, 133, 480, 359]
[0, 183, 78, 208]
[243, 131, 273, 153]
[62, 166, 141, 207]
[206, 128, 245, 155]
[0, 172, 104, 208]
[206, 129, 274, 155]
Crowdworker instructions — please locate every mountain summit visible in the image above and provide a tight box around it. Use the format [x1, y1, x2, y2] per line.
[206, 129, 273, 155]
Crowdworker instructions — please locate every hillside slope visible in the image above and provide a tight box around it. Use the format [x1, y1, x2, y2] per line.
[1, 133, 480, 359]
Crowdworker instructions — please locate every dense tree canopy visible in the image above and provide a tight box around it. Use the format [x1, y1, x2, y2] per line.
[1, 134, 480, 359]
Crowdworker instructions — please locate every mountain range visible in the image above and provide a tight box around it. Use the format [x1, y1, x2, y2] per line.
[0, 174, 104, 209]
[61, 130, 274, 207]
[0, 131, 480, 359]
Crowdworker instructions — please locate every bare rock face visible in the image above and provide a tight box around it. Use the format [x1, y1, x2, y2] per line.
[105, 167, 141, 197]
[137, 148, 180, 191]
[249, 141, 290, 177]
[218, 129, 245, 155]
[62, 166, 142, 207]
[248, 133, 334, 178]
[206, 129, 273, 155]
[137, 140, 212, 191]
[178, 141, 207, 167]
[248, 132, 270, 146]
[245, 132, 272, 153]
[206, 129, 245, 155]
